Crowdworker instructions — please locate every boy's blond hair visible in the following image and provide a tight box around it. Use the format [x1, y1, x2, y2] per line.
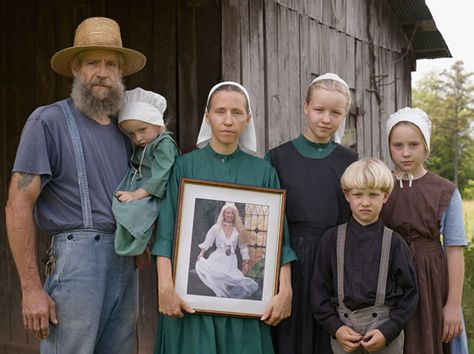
[341, 157, 394, 194]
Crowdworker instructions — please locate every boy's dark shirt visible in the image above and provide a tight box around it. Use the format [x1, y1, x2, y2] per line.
[311, 217, 418, 343]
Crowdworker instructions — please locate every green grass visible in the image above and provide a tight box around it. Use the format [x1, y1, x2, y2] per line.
[463, 201, 474, 345]
[464, 200, 474, 243]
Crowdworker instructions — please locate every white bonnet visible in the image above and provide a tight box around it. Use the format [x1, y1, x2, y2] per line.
[309, 73, 350, 143]
[196, 81, 257, 154]
[386, 107, 432, 150]
[310, 72, 350, 90]
[118, 87, 166, 127]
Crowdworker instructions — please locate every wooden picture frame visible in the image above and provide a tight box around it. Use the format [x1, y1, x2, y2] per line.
[172, 178, 286, 318]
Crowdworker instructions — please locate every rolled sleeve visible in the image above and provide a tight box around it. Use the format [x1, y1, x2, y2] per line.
[441, 189, 468, 247]
[142, 137, 179, 198]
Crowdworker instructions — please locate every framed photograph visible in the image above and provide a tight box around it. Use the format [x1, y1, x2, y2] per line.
[172, 178, 286, 318]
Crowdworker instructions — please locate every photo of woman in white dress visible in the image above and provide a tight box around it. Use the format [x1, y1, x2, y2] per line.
[195, 202, 259, 299]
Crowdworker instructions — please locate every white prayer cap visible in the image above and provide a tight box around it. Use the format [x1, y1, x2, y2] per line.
[386, 107, 432, 150]
[310, 72, 350, 90]
[196, 81, 257, 154]
[309, 73, 350, 143]
[118, 87, 166, 127]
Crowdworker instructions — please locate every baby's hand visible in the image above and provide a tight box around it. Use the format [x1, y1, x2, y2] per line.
[335, 325, 362, 352]
[115, 190, 138, 202]
[360, 329, 386, 352]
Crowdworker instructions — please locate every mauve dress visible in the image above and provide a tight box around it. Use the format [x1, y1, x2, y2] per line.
[381, 172, 456, 354]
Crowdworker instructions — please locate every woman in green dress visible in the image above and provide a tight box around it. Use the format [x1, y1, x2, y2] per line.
[151, 81, 297, 354]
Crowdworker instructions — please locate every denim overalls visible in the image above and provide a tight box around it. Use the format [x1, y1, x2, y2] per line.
[330, 223, 404, 354]
[40, 100, 138, 354]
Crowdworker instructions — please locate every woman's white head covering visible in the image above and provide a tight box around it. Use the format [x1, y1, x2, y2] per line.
[118, 87, 166, 127]
[196, 81, 257, 154]
[386, 107, 432, 151]
[309, 73, 350, 143]
[386, 107, 432, 188]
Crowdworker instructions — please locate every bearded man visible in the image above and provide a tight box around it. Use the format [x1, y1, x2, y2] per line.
[5, 17, 146, 353]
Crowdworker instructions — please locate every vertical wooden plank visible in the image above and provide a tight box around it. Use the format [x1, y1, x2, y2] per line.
[345, 35, 356, 90]
[265, 0, 282, 149]
[177, 1, 199, 153]
[320, 0, 333, 27]
[372, 0, 381, 48]
[345, 0, 356, 38]
[336, 31, 347, 79]
[358, 0, 367, 42]
[130, 7, 158, 351]
[355, 39, 365, 158]
[381, 50, 397, 164]
[334, 0, 346, 33]
[363, 41, 372, 158]
[276, 5, 291, 144]
[0, 0, 7, 343]
[309, 0, 322, 22]
[300, 15, 310, 128]
[4, 0, 37, 348]
[328, 28, 338, 73]
[126, 0, 154, 89]
[245, 0, 266, 155]
[319, 24, 330, 73]
[370, 44, 381, 159]
[222, 0, 241, 81]
[288, 9, 301, 138]
[151, 0, 178, 136]
[309, 19, 320, 76]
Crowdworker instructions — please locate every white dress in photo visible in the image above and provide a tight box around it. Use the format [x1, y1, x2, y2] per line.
[195, 224, 258, 298]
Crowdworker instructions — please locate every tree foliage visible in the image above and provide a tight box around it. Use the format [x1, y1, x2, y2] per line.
[413, 61, 474, 197]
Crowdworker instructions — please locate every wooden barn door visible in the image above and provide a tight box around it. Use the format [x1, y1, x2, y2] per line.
[0, 0, 221, 352]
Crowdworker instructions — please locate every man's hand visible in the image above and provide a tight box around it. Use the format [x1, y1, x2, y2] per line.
[22, 287, 57, 339]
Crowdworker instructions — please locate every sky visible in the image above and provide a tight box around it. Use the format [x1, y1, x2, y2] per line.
[411, 0, 474, 85]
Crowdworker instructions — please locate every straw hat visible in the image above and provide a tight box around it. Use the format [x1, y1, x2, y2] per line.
[50, 17, 146, 77]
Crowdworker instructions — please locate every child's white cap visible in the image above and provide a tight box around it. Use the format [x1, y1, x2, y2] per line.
[118, 87, 166, 127]
[386, 107, 432, 150]
[309, 73, 350, 143]
[310, 72, 349, 90]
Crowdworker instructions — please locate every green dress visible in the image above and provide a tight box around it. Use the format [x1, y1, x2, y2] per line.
[113, 133, 179, 255]
[151, 144, 297, 354]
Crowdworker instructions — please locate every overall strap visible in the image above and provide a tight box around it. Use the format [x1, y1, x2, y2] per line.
[375, 227, 393, 306]
[336, 223, 347, 307]
[58, 100, 94, 229]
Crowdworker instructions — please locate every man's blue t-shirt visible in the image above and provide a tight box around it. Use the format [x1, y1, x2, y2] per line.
[13, 98, 130, 234]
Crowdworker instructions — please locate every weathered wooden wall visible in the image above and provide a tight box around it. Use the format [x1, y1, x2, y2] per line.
[0, 0, 220, 352]
[221, 0, 414, 162]
[1, 0, 417, 352]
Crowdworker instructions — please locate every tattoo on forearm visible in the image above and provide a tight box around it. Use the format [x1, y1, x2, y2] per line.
[17, 173, 35, 190]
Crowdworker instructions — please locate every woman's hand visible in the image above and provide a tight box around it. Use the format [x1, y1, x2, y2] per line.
[156, 256, 195, 318]
[261, 263, 292, 326]
[242, 260, 250, 274]
[196, 250, 205, 262]
[158, 283, 194, 318]
[442, 302, 463, 343]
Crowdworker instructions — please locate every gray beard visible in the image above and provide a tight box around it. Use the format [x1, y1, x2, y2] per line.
[71, 76, 125, 120]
